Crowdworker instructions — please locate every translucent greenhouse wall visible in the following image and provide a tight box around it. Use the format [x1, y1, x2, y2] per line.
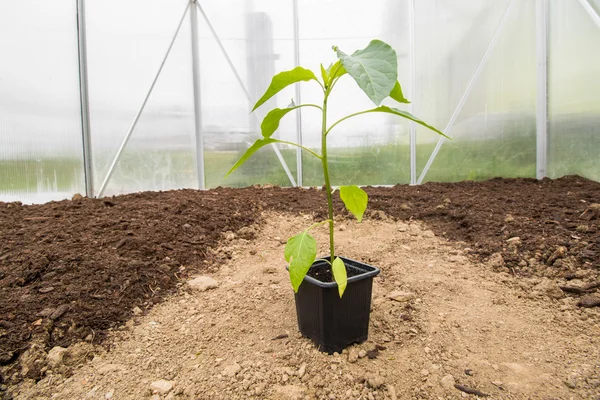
[0, 0, 598, 203]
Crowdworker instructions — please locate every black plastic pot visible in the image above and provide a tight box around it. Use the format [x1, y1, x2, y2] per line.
[291, 256, 380, 354]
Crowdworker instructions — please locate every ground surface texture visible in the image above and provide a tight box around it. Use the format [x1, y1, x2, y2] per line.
[0, 175, 599, 399]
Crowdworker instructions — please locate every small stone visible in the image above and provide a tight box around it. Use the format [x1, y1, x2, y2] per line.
[420, 369, 430, 376]
[104, 390, 114, 399]
[491, 381, 503, 387]
[37, 308, 55, 318]
[397, 224, 408, 232]
[188, 276, 218, 292]
[578, 294, 600, 308]
[348, 348, 359, 363]
[39, 287, 55, 294]
[388, 290, 415, 302]
[222, 362, 241, 377]
[505, 214, 515, 223]
[49, 304, 70, 321]
[72, 193, 84, 201]
[387, 384, 397, 400]
[97, 364, 125, 374]
[182, 223, 191, 229]
[366, 374, 385, 389]
[440, 375, 455, 391]
[297, 363, 307, 378]
[358, 350, 367, 359]
[534, 278, 565, 299]
[150, 379, 173, 394]
[132, 306, 142, 315]
[576, 225, 589, 233]
[47, 346, 68, 367]
[488, 253, 505, 269]
[506, 237, 522, 246]
[565, 373, 578, 389]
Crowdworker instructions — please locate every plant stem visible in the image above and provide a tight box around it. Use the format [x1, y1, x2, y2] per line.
[321, 94, 335, 260]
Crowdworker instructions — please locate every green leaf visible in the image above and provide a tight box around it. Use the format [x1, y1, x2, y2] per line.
[335, 40, 397, 105]
[368, 106, 449, 138]
[252, 67, 318, 112]
[320, 64, 328, 84]
[261, 106, 300, 139]
[332, 257, 347, 298]
[339, 185, 368, 222]
[225, 138, 277, 177]
[326, 60, 347, 82]
[285, 230, 317, 293]
[389, 81, 410, 104]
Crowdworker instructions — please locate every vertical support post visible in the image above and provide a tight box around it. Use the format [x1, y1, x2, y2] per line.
[408, 0, 417, 185]
[536, 0, 549, 179]
[190, 0, 205, 189]
[76, 0, 94, 197]
[293, 0, 303, 187]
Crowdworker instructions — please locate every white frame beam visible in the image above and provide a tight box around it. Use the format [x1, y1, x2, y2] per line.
[408, 0, 417, 185]
[577, 0, 600, 29]
[293, 0, 303, 187]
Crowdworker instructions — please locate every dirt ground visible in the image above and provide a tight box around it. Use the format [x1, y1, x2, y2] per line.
[1, 175, 599, 399]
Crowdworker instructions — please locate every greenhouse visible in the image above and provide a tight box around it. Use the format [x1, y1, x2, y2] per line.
[1, 1, 599, 399]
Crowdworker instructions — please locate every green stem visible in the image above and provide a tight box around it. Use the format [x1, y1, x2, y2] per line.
[321, 94, 335, 260]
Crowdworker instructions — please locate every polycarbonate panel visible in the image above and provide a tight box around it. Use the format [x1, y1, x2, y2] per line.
[548, 1, 600, 181]
[0, 1, 84, 203]
[299, 0, 412, 186]
[86, 0, 196, 196]
[415, 0, 537, 182]
[197, 1, 298, 188]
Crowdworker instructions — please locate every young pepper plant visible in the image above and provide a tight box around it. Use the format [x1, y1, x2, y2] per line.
[226, 39, 446, 298]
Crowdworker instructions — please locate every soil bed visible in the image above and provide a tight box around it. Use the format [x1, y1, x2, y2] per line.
[0, 175, 599, 397]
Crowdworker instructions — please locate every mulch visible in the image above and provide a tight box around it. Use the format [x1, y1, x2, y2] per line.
[0, 175, 598, 387]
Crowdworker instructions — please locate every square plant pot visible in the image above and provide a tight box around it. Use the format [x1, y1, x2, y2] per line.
[291, 256, 380, 354]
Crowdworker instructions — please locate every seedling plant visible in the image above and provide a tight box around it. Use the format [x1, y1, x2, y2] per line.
[227, 40, 445, 297]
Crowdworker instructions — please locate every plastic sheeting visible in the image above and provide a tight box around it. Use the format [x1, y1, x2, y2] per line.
[0, 0, 598, 203]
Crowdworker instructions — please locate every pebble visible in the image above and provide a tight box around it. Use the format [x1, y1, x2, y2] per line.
[188, 276, 219, 292]
[505, 214, 515, 223]
[297, 363, 307, 378]
[358, 350, 367, 359]
[49, 304, 70, 321]
[39, 287, 55, 294]
[388, 290, 415, 302]
[150, 380, 174, 394]
[440, 374, 455, 391]
[347, 348, 359, 363]
[132, 306, 142, 315]
[104, 390, 114, 399]
[222, 362, 241, 377]
[46, 346, 68, 367]
[420, 369, 429, 376]
[366, 374, 385, 389]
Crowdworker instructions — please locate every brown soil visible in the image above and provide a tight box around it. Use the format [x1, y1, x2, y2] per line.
[0, 175, 599, 399]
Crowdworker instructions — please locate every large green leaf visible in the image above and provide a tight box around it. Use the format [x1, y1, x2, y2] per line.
[339, 185, 368, 222]
[332, 257, 347, 298]
[252, 67, 318, 112]
[225, 138, 277, 177]
[285, 230, 317, 292]
[335, 40, 397, 105]
[389, 81, 410, 104]
[261, 106, 301, 139]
